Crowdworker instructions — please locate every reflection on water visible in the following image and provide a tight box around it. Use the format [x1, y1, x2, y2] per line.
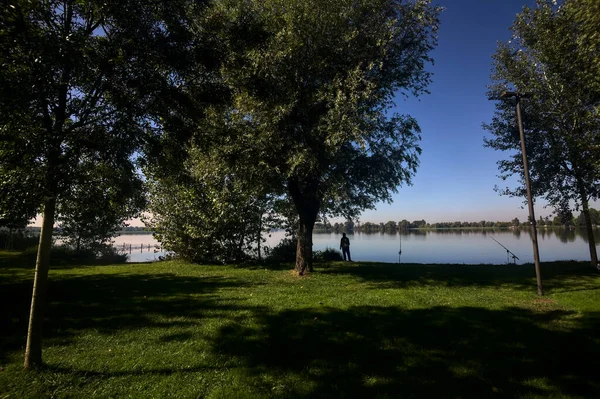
[267, 227, 600, 265]
[117, 227, 599, 264]
[112, 234, 164, 263]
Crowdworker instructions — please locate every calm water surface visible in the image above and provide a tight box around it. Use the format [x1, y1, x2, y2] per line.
[112, 234, 163, 263]
[268, 228, 599, 264]
[117, 228, 599, 264]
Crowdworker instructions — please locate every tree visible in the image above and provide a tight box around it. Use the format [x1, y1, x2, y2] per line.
[484, 0, 600, 268]
[575, 208, 600, 227]
[203, 0, 440, 274]
[384, 220, 398, 233]
[412, 220, 427, 229]
[145, 146, 275, 264]
[344, 219, 355, 234]
[56, 157, 145, 253]
[0, 176, 38, 230]
[0, 0, 219, 369]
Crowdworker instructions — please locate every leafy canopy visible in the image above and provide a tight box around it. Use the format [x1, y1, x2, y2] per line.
[203, 0, 441, 219]
[484, 0, 600, 211]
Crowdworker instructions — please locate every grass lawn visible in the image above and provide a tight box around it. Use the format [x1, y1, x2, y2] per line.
[1, 252, 599, 398]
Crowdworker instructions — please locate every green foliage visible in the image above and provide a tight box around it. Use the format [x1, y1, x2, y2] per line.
[0, 0, 221, 368]
[576, 208, 600, 227]
[214, 0, 439, 213]
[553, 206, 575, 226]
[266, 237, 298, 262]
[0, 0, 217, 232]
[0, 230, 39, 251]
[145, 147, 272, 264]
[384, 220, 398, 233]
[56, 157, 146, 253]
[268, 240, 343, 262]
[484, 0, 600, 210]
[483, 0, 600, 267]
[566, 0, 600, 102]
[198, 0, 441, 273]
[313, 247, 343, 262]
[21, 244, 128, 265]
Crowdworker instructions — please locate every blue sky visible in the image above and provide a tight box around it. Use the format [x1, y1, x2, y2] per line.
[360, 0, 549, 224]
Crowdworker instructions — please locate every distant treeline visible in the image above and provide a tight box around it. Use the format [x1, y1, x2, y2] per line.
[117, 226, 154, 234]
[315, 209, 600, 234]
[19, 226, 153, 234]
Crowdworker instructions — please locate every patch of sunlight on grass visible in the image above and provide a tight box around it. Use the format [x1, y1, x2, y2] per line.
[448, 364, 476, 378]
[363, 375, 394, 388]
[520, 377, 555, 395]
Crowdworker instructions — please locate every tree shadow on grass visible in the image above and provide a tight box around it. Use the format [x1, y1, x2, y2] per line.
[317, 261, 600, 293]
[0, 271, 253, 365]
[210, 305, 600, 398]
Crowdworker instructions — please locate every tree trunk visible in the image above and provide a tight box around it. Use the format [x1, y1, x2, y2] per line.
[24, 197, 56, 370]
[575, 174, 598, 269]
[288, 177, 320, 275]
[296, 215, 315, 275]
[257, 216, 262, 262]
[581, 199, 598, 268]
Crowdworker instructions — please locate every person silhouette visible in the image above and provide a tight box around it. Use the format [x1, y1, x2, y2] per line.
[340, 233, 351, 261]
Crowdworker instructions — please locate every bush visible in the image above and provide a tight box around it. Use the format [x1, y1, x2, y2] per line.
[267, 240, 343, 263]
[0, 231, 39, 251]
[22, 244, 128, 266]
[266, 238, 297, 262]
[313, 247, 343, 262]
[96, 245, 129, 264]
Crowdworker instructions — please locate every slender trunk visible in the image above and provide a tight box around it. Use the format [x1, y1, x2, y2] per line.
[8, 228, 13, 251]
[23, 2, 71, 368]
[24, 197, 56, 370]
[581, 199, 598, 268]
[257, 216, 262, 262]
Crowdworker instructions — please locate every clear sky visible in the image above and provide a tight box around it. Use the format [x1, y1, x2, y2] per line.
[360, 0, 552, 224]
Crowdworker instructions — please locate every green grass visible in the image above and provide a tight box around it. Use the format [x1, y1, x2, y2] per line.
[1, 252, 599, 398]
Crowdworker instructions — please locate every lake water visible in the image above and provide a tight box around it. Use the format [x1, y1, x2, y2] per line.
[116, 227, 599, 264]
[112, 234, 164, 263]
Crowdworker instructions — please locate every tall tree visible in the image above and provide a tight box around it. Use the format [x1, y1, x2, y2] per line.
[0, 0, 221, 369]
[484, 0, 600, 268]
[202, 0, 440, 274]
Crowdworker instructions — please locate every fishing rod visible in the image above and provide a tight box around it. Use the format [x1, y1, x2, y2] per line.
[490, 236, 519, 264]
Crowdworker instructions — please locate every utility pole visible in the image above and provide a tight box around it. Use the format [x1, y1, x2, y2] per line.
[501, 91, 543, 296]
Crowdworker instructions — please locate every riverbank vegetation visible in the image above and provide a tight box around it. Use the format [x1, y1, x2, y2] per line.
[314, 208, 600, 234]
[1, 254, 599, 398]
